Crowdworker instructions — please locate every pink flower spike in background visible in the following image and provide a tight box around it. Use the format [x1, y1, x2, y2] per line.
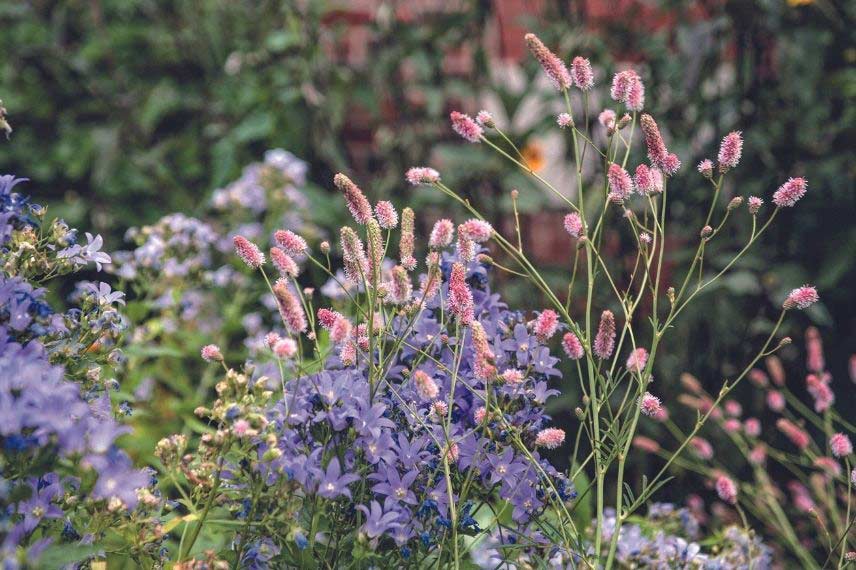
[450, 111, 483, 143]
[274, 229, 308, 256]
[571, 56, 594, 90]
[374, 201, 398, 229]
[334, 173, 373, 225]
[830, 433, 853, 458]
[639, 392, 662, 417]
[524, 33, 571, 90]
[715, 475, 738, 505]
[562, 332, 584, 360]
[233, 235, 265, 269]
[594, 310, 616, 359]
[405, 166, 440, 185]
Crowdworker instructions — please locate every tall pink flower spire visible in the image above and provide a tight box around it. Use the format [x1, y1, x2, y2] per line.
[448, 262, 474, 326]
[274, 229, 308, 256]
[640, 114, 680, 176]
[776, 418, 810, 450]
[524, 33, 572, 90]
[413, 370, 439, 400]
[564, 213, 584, 238]
[334, 173, 373, 225]
[450, 111, 483, 143]
[429, 219, 455, 248]
[772, 177, 808, 207]
[571, 56, 594, 90]
[340, 227, 369, 284]
[399, 207, 416, 270]
[717, 131, 743, 171]
[270, 247, 299, 277]
[562, 332, 584, 360]
[374, 201, 398, 229]
[273, 279, 307, 334]
[607, 164, 633, 203]
[471, 321, 496, 381]
[233, 235, 265, 269]
[594, 310, 616, 359]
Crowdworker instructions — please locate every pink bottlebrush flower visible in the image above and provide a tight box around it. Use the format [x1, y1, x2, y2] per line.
[607, 163, 633, 203]
[744, 418, 761, 437]
[660, 153, 681, 176]
[270, 247, 299, 277]
[777, 418, 810, 450]
[749, 444, 767, 465]
[805, 326, 825, 373]
[448, 262, 474, 325]
[639, 392, 662, 417]
[747, 196, 763, 214]
[722, 419, 742, 433]
[571, 56, 594, 90]
[274, 229, 308, 256]
[450, 111, 483, 143]
[697, 159, 714, 178]
[413, 370, 439, 400]
[457, 233, 476, 264]
[317, 308, 340, 329]
[356, 323, 370, 351]
[717, 131, 743, 170]
[374, 201, 399, 229]
[471, 321, 496, 381]
[233, 235, 265, 268]
[474, 407, 487, 423]
[340, 227, 369, 284]
[611, 70, 644, 111]
[399, 207, 416, 270]
[724, 400, 742, 417]
[429, 219, 455, 249]
[626, 347, 649, 374]
[405, 166, 440, 185]
[772, 177, 808, 208]
[444, 442, 459, 463]
[830, 433, 852, 458]
[273, 338, 297, 359]
[334, 173, 373, 225]
[387, 265, 412, 305]
[459, 219, 493, 243]
[765, 356, 785, 386]
[524, 33, 572, 90]
[766, 390, 786, 412]
[633, 435, 661, 453]
[748, 368, 769, 388]
[783, 285, 819, 310]
[563, 212, 584, 238]
[633, 164, 657, 194]
[562, 332, 584, 360]
[339, 340, 357, 366]
[419, 253, 442, 301]
[557, 113, 574, 128]
[805, 372, 834, 414]
[788, 481, 816, 513]
[715, 475, 738, 505]
[535, 428, 566, 449]
[233, 419, 253, 438]
[593, 310, 616, 359]
[273, 279, 307, 334]
[329, 315, 353, 345]
[476, 110, 495, 128]
[814, 456, 842, 477]
[501, 369, 525, 385]
[533, 309, 559, 342]
[201, 344, 223, 362]
[264, 332, 281, 349]
[690, 437, 714, 460]
[598, 109, 616, 131]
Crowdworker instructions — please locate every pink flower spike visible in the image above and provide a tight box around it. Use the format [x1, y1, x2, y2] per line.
[273, 338, 297, 359]
[264, 332, 281, 349]
[607, 163, 633, 203]
[399, 207, 416, 270]
[639, 392, 662, 417]
[611, 70, 644, 111]
[471, 321, 496, 381]
[524, 33, 572, 90]
[413, 370, 439, 400]
[766, 390, 785, 412]
[830, 433, 852, 458]
[274, 229, 308, 256]
[783, 285, 819, 310]
[715, 475, 738, 505]
[233, 235, 265, 269]
[533, 309, 559, 342]
[429, 219, 455, 248]
[697, 159, 714, 178]
[633, 436, 661, 453]
[744, 418, 761, 437]
[564, 212, 584, 238]
[717, 131, 743, 170]
[201, 344, 223, 362]
[562, 332, 584, 360]
[374, 201, 398, 229]
[598, 109, 616, 131]
[334, 173, 373, 225]
[557, 113, 574, 129]
[772, 177, 808, 207]
[405, 166, 440, 186]
[317, 308, 340, 330]
[501, 369, 525, 385]
[777, 418, 810, 450]
[571, 56, 594, 90]
[450, 111, 483, 143]
[594, 310, 616, 359]
[459, 219, 493, 243]
[476, 110, 495, 128]
[747, 196, 763, 214]
[535, 427, 566, 449]
[626, 348, 649, 374]
[690, 437, 714, 460]
[448, 263, 474, 326]
[270, 247, 299, 277]
[273, 279, 307, 334]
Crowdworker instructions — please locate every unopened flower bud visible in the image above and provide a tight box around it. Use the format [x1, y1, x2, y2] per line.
[667, 286, 675, 304]
[477, 254, 494, 265]
[727, 196, 743, 211]
[700, 225, 713, 239]
[616, 113, 632, 130]
[320, 241, 330, 254]
[575, 407, 585, 419]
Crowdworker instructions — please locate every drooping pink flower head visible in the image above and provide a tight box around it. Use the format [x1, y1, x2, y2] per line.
[201, 344, 223, 362]
[524, 33, 572, 90]
[471, 321, 496, 381]
[557, 113, 574, 129]
[607, 163, 633, 203]
[450, 111, 483, 143]
[399, 207, 416, 270]
[571, 56, 594, 90]
[413, 370, 439, 401]
[428, 219, 455, 249]
[533, 309, 559, 342]
[697, 159, 714, 178]
[459, 219, 493, 243]
[334, 173, 373, 225]
[274, 229, 308, 256]
[626, 347, 649, 374]
[562, 332, 584, 360]
[765, 355, 786, 386]
[717, 131, 743, 171]
[501, 369, 525, 385]
[475, 110, 495, 128]
[633, 435, 661, 453]
[830, 433, 853, 458]
[776, 418, 810, 450]
[273, 338, 297, 359]
[273, 278, 307, 334]
[270, 247, 299, 277]
[639, 392, 662, 417]
[374, 201, 399, 229]
[747, 196, 763, 214]
[805, 326, 825, 373]
[448, 262, 474, 326]
[772, 177, 807, 208]
[405, 166, 441, 185]
[690, 437, 714, 460]
[715, 475, 738, 505]
[231, 235, 265, 269]
[594, 310, 616, 359]
[610, 70, 644, 111]
[535, 427, 566, 449]
[598, 109, 616, 131]
[563, 212, 584, 238]
[783, 285, 819, 310]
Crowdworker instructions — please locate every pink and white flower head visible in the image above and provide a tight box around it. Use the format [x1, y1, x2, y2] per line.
[772, 177, 807, 208]
[274, 229, 308, 256]
[607, 163, 633, 203]
[690, 437, 714, 460]
[639, 392, 662, 417]
[724, 400, 742, 418]
[450, 111, 483, 143]
[715, 475, 738, 505]
[399, 207, 416, 270]
[459, 219, 493, 243]
[830, 433, 853, 458]
[524, 33, 572, 90]
[270, 247, 299, 277]
[610, 70, 644, 111]
[747, 196, 763, 214]
[340, 227, 369, 284]
[501, 369, 525, 385]
[722, 418, 742, 434]
[598, 109, 616, 131]
[273, 279, 308, 334]
[535, 427, 566, 449]
[749, 444, 767, 465]
[444, 443, 460, 463]
[475, 110, 495, 128]
[777, 418, 810, 450]
[471, 321, 497, 381]
[339, 340, 357, 366]
[273, 338, 297, 359]
[639, 232, 652, 245]
[571, 56, 594, 90]
[697, 159, 714, 178]
[374, 201, 398, 229]
[633, 164, 658, 194]
[717, 131, 743, 171]
[317, 308, 341, 330]
[748, 368, 769, 388]
[744, 418, 761, 437]
[474, 407, 488, 424]
[557, 113, 574, 129]
[264, 332, 281, 349]
[594, 310, 616, 359]
[412, 370, 439, 400]
[233, 235, 265, 268]
[428, 219, 455, 249]
[633, 436, 661, 453]
[783, 285, 819, 310]
[430, 400, 448, 420]
[626, 348, 649, 374]
[639, 114, 680, 176]
[562, 332, 584, 360]
[334, 173, 373, 225]
[563, 213, 584, 238]
[405, 166, 440, 185]
[448, 263, 474, 326]
[201, 344, 223, 362]
[766, 390, 786, 412]
[533, 309, 559, 342]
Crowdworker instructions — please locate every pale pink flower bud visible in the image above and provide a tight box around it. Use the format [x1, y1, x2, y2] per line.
[459, 219, 493, 243]
[766, 390, 785, 412]
[334, 173, 373, 225]
[557, 113, 574, 128]
[724, 400, 742, 417]
[471, 321, 496, 380]
[270, 247, 299, 277]
[697, 159, 714, 178]
[475, 110, 495, 128]
[611, 70, 644, 111]
[264, 332, 281, 349]
[563, 212, 584, 238]
[777, 418, 810, 450]
[448, 263, 474, 326]
[399, 207, 416, 270]
[273, 279, 307, 334]
[501, 369, 525, 385]
[715, 475, 738, 505]
[772, 177, 807, 208]
[747, 196, 763, 214]
[633, 436, 661, 453]
[571, 56, 594, 90]
[598, 109, 616, 131]
[765, 356, 785, 386]
[783, 285, 818, 310]
[717, 131, 743, 170]
[201, 344, 223, 362]
[450, 111, 483, 143]
[749, 444, 767, 465]
[626, 347, 649, 374]
[340, 227, 369, 284]
[593, 310, 616, 359]
[690, 437, 714, 460]
[474, 407, 487, 423]
[744, 418, 761, 437]
[830, 433, 852, 458]
[374, 201, 399, 229]
[274, 230, 308, 255]
[233, 235, 265, 268]
[429, 219, 455, 248]
[722, 418, 741, 433]
[405, 166, 440, 185]
[524, 33, 572, 90]
[533, 309, 559, 342]
[639, 392, 662, 417]
[805, 326, 825, 373]
[607, 163, 633, 203]
[413, 370, 439, 400]
[273, 338, 297, 359]
[535, 427, 566, 449]
[562, 332, 584, 360]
